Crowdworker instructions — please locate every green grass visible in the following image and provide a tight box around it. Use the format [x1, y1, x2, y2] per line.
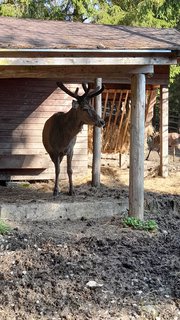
[0, 220, 11, 235]
[122, 216, 158, 231]
[19, 182, 30, 188]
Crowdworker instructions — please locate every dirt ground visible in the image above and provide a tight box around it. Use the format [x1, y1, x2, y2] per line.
[0, 152, 180, 320]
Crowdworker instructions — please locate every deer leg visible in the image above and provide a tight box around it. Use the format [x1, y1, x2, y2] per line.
[173, 147, 175, 162]
[54, 157, 60, 196]
[146, 149, 151, 161]
[67, 151, 74, 196]
[51, 153, 63, 197]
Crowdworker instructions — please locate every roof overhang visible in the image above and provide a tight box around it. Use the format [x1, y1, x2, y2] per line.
[0, 48, 176, 85]
[0, 47, 178, 66]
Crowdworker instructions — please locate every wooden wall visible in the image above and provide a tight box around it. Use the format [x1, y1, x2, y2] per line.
[0, 79, 88, 181]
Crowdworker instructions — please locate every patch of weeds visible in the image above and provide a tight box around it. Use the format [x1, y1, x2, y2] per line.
[0, 220, 11, 235]
[20, 183, 30, 188]
[122, 216, 158, 231]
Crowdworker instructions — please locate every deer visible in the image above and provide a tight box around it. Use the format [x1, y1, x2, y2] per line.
[146, 131, 180, 161]
[42, 82, 105, 197]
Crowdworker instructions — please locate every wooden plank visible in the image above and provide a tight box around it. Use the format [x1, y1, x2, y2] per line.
[0, 64, 156, 76]
[0, 117, 48, 125]
[0, 150, 45, 155]
[115, 91, 129, 152]
[120, 102, 131, 150]
[6, 127, 87, 137]
[1, 116, 87, 128]
[0, 134, 87, 146]
[0, 104, 70, 111]
[0, 111, 69, 118]
[0, 148, 88, 155]
[111, 91, 123, 133]
[0, 117, 91, 128]
[0, 69, 168, 85]
[0, 170, 88, 181]
[0, 155, 49, 169]
[0, 156, 88, 178]
[0, 135, 87, 144]
[145, 89, 157, 125]
[0, 129, 44, 137]
[0, 164, 88, 180]
[0, 122, 88, 133]
[129, 74, 146, 220]
[102, 91, 109, 118]
[0, 123, 43, 130]
[0, 94, 72, 103]
[107, 91, 117, 133]
[0, 57, 175, 66]
[0, 141, 87, 149]
[103, 91, 117, 151]
[0, 154, 88, 169]
[159, 86, 169, 177]
[0, 136, 43, 143]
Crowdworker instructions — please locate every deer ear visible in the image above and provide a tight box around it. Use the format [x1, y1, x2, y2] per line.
[72, 100, 79, 109]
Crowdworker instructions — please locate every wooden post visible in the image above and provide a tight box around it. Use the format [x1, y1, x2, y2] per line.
[129, 74, 146, 220]
[92, 78, 103, 187]
[159, 86, 169, 177]
[119, 153, 122, 167]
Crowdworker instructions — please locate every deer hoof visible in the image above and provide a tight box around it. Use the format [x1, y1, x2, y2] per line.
[68, 189, 75, 196]
[53, 189, 60, 197]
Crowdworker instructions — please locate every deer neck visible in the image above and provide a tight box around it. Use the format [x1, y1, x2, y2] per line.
[66, 108, 83, 137]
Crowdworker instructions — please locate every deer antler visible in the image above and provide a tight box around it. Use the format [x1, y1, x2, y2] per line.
[57, 82, 104, 101]
[57, 82, 80, 100]
[87, 84, 105, 99]
[81, 83, 91, 98]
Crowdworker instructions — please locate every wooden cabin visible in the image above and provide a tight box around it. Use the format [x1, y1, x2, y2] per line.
[0, 69, 170, 182]
[0, 17, 179, 218]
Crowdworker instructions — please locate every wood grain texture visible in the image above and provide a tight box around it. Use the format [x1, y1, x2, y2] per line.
[129, 74, 146, 220]
[0, 79, 88, 180]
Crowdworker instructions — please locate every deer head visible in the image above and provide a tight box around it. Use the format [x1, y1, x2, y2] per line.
[56, 82, 105, 127]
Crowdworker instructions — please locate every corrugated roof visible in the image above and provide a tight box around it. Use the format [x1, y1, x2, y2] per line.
[0, 16, 180, 51]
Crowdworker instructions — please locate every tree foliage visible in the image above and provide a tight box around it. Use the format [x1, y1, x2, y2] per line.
[110, 0, 180, 28]
[169, 66, 180, 129]
[0, 0, 54, 19]
[0, 0, 179, 28]
[0, 0, 98, 21]
[59, 0, 97, 22]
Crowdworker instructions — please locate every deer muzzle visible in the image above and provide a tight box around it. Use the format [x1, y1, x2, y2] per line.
[96, 118, 105, 128]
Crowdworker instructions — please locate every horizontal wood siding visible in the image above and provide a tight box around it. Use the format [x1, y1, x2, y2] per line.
[0, 79, 88, 180]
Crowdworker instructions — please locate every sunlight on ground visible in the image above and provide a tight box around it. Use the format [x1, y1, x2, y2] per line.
[87, 152, 180, 196]
[100, 167, 180, 195]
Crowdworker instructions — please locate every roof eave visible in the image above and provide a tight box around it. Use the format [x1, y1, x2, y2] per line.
[0, 48, 176, 54]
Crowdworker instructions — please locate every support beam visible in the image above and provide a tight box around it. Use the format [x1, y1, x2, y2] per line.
[159, 86, 169, 177]
[92, 78, 103, 187]
[129, 74, 146, 220]
[0, 57, 177, 66]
